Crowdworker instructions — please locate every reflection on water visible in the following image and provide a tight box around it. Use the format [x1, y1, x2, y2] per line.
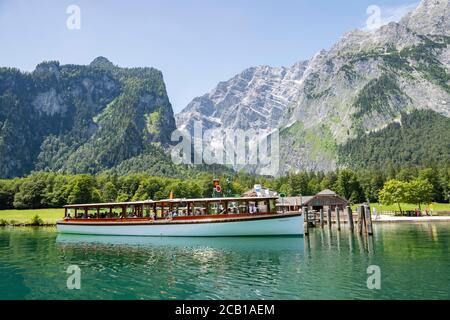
[56, 234, 305, 253]
[1, 222, 449, 300]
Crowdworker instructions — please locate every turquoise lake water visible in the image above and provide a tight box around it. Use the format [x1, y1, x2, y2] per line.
[0, 222, 449, 300]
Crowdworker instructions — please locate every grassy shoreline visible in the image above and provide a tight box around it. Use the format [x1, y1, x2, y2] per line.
[1, 203, 449, 226]
[0, 208, 63, 226]
[351, 202, 450, 212]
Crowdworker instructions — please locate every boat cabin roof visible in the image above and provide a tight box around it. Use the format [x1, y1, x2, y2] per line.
[64, 200, 152, 208]
[154, 196, 277, 204]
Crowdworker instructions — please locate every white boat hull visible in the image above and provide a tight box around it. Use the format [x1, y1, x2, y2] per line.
[57, 214, 304, 237]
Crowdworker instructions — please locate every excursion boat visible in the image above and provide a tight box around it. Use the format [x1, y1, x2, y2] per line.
[56, 196, 304, 237]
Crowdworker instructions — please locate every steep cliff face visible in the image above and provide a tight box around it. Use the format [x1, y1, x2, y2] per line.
[176, 0, 450, 175]
[401, 0, 450, 36]
[0, 57, 176, 178]
[176, 61, 309, 135]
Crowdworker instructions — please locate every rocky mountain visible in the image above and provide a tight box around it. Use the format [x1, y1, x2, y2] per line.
[176, 61, 309, 134]
[176, 0, 450, 175]
[0, 57, 177, 178]
[401, 0, 450, 36]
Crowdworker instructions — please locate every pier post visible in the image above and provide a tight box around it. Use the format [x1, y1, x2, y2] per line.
[302, 206, 309, 236]
[347, 206, 354, 232]
[365, 205, 373, 236]
[320, 209, 324, 228]
[336, 207, 341, 231]
[358, 205, 365, 234]
[327, 207, 332, 228]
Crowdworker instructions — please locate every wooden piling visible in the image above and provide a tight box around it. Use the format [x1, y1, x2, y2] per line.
[347, 206, 354, 232]
[304, 206, 309, 224]
[320, 209, 324, 228]
[327, 207, 332, 228]
[302, 206, 309, 235]
[336, 207, 341, 231]
[365, 205, 373, 236]
[362, 205, 367, 233]
[358, 205, 365, 234]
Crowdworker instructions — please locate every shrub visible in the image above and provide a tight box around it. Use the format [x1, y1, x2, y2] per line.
[30, 215, 44, 226]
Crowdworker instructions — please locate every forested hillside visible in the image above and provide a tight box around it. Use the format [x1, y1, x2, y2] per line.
[338, 110, 450, 169]
[0, 57, 176, 178]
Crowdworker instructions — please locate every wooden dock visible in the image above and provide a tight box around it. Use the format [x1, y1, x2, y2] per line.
[304, 205, 373, 236]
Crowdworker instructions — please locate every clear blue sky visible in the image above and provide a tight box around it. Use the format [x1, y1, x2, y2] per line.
[0, 0, 418, 112]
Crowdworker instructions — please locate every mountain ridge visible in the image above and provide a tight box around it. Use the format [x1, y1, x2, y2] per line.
[176, 0, 450, 175]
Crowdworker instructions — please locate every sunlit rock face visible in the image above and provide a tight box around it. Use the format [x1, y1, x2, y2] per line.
[401, 0, 450, 36]
[176, 0, 450, 175]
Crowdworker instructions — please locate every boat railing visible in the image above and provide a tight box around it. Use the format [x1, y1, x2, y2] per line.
[63, 196, 285, 221]
[63, 211, 298, 222]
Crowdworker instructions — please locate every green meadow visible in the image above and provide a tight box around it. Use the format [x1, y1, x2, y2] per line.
[0, 208, 64, 225]
[352, 203, 450, 213]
